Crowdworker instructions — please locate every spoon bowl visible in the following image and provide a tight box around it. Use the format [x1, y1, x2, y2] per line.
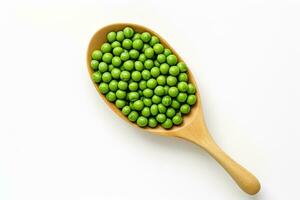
[87, 23, 261, 195]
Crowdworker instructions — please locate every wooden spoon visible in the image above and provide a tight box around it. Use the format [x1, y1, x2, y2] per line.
[86, 23, 261, 195]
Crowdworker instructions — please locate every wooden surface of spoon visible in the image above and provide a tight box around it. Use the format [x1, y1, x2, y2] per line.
[86, 23, 261, 195]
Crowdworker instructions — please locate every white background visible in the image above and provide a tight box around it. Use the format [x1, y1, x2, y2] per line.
[0, 0, 300, 199]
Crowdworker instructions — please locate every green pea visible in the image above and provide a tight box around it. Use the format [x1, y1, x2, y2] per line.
[120, 51, 130, 61]
[162, 118, 173, 129]
[143, 98, 152, 107]
[141, 70, 151, 80]
[111, 56, 122, 67]
[142, 44, 150, 52]
[177, 93, 187, 103]
[164, 85, 170, 94]
[116, 31, 125, 42]
[134, 61, 144, 71]
[107, 32, 117, 43]
[132, 33, 141, 40]
[118, 81, 128, 90]
[162, 96, 172, 106]
[177, 62, 188, 72]
[132, 39, 144, 50]
[167, 88, 177, 99]
[106, 91, 116, 102]
[101, 43, 112, 53]
[123, 60, 134, 71]
[133, 100, 144, 111]
[113, 47, 123, 56]
[115, 99, 126, 108]
[137, 116, 148, 127]
[139, 80, 147, 90]
[116, 90, 127, 99]
[111, 68, 121, 79]
[108, 64, 114, 72]
[150, 67, 160, 78]
[122, 106, 131, 115]
[156, 113, 166, 123]
[149, 36, 159, 46]
[154, 60, 160, 67]
[130, 71, 141, 82]
[144, 59, 154, 69]
[148, 117, 158, 128]
[108, 80, 118, 91]
[91, 60, 99, 70]
[141, 32, 151, 42]
[122, 39, 132, 50]
[164, 48, 172, 57]
[172, 115, 183, 125]
[102, 72, 112, 83]
[167, 54, 178, 65]
[178, 82, 188, 92]
[123, 27, 134, 38]
[153, 43, 164, 54]
[128, 92, 139, 101]
[157, 54, 166, 63]
[156, 75, 166, 86]
[99, 83, 109, 94]
[166, 108, 176, 118]
[92, 50, 102, 60]
[120, 71, 131, 81]
[143, 88, 153, 98]
[171, 100, 180, 109]
[138, 54, 147, 62]
[147, 78, 157, 89]
[141, 107, 151, 117]
[102, 53, 113, 64]
[150, 104, 159, 116]
[145, 48, 154, 58]
[187, 83, 196, 94]
[128, 82, 138, 91]
[187, 95, 197, 105]
[152, 95, 161, 104]
[166, 76, 177, 86]
[129, 49, 139, 59]
[169, 66, 180, 76]
[92, 71, 101, 83]
[180, 104, 190, 114]
[128, 111, 139, 122]
[178, 73, 188, 82]
[158, 104, 167, 113]
[154, 85, 165, 96]
[160, 63, 169, 74]
[111, 41, 121, 48]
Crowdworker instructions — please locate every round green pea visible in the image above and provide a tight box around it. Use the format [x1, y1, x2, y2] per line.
[112, 56, 122, 67]
[171, 100, 180, 109]
[164, 48, 172, 57]
[144, 60, 154, 69]
[123, 60, 134, 71]
[111, 41, 121, 48]
[154, 85, 165, 96]
[122, 106, 131, 115]
[178, 73, 188, 82]
[102, 72, 112, 83]
[107, 32, 117, 43]
[141, 70, 151, 80]
[139, 80, 147, 90]
[132, 39, 144, 50]
[132, 33, 141, 40]
[108, 64, 114, 72]
[116, 90, 127, 99]
[133, 100, 144, 111]
[177, 62, 188, 72]
[147, 78, 157, 89]
[123, 27, 134, 38]
[162, 118, 173, 129]
[134, 61, 144, 71]
[131, 71, 141, 82]
[148, 118, 158, 128]
[120, 51, 130, 61]
[141, 32, 151, 42]
[92, 71, 101, 83]
[98, 62, 108, 73]
[129, 49, 139, 59]
[101, 43, 112, 53]
[102, 53, 113, 64]
[160, 63, 169, 74]
[180, 104, 191, 114]
[91, 60, 99, 70]
[138, 54, 147, 62]
[166, 108, 176, 118]
[152, 95, 161, 104]
[129, 82, 138, 91]
[187, 95, 197, 105]
[162, 96, 172, 106]
[99, 83, 109, 94]
[167, 55, 178, 65]
[113, 47, 123, 56]
[156, 113, 166, 123]
[108, 80, 118, 91]
[150, 104, 159, 116]
[178, 82, 188, 92]
[166, 76, 177, 86]
[158, 104, 167, 114]
[168, 87, 179, 97]
[154, 60, 160, 67]
[157, 54, 166, 63]
[116, 31, 125, 42]
[145, 48, 154, 58]
[128, 111, 139, 122]
[111, 68, 121, 79]
[177, 93, 187, 103]
[169, 66, 180, 76]
[122, 39, 132, 50]
[118, 81, 128, 90]
[115, 99, 126, 108]
[187, 83, 196, 94]
[120, 71, 131, 81]
[92, 50, 102, 60]
[128, 92, 139, 101]
[150, 67, 160, 78]
[157, 75, 166, 85]
[106, 91, 116, 102]
[141, 107, 151, 117]
[172, 115, 183, 125]
[137, 116, 148, 127]
[149, 36, 159, 46]
[143, 98, 152, 107]
[143, 88, 153, 98]
[153, 43, 164, 54]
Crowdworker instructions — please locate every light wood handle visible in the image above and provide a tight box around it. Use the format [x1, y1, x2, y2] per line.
[202, 139, 261, 195]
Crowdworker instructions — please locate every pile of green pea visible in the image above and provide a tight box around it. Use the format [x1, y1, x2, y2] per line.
[90, 27, 197, 129]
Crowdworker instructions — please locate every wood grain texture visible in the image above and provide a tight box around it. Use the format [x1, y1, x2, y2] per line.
[86, 23, 260, 195]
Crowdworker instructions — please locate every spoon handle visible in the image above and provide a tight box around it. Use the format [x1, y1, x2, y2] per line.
[201, 138, 261, 195]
